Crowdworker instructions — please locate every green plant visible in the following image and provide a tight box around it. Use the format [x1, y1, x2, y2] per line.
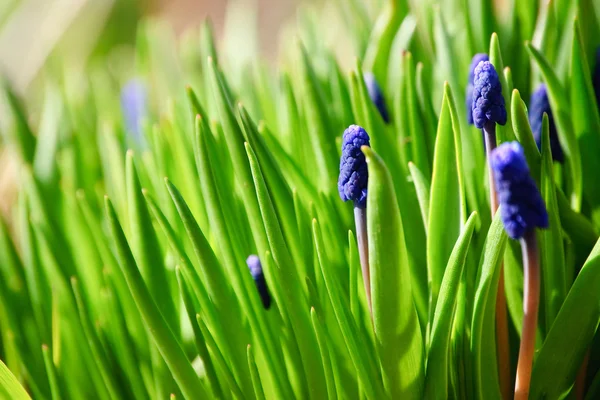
[1, 0, 600, 398]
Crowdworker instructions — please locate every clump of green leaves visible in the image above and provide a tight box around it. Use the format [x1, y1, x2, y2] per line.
[1, 0, 600, 399]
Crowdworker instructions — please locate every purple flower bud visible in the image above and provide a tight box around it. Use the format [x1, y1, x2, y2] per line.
[466, 54, 489, 125]
[363, 73, 389, 123]
[529, 84, 563, 163]
[338, 125, 370, 208]
[472, 61, 507, 129]
[120, 79, 147, 140]
[491, 142, 548, 239]
[246, 255, 271, 309]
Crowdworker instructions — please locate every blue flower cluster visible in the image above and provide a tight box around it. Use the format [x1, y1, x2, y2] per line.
[338, 125, 370, 208]
[491, 142, 548, 239]
[364, 73, 389, 123]
[472, 61, 507, 129]
[246, 255, 271, 309]
[529, 84, 563, 163]
[466, 53, 489, 125]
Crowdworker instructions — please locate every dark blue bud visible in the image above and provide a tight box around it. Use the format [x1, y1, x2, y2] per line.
[593, 47, 600, 112]
[528, 84, 563, 163]
[246, 255, 271, 309]
[338, 125, 370, 208]
[121, 79, 147, 141]
[364, 73, 389, 123]
[491, 142, 548, 239]
[466, 54, 489, 125]
[472, 61, 507, 129]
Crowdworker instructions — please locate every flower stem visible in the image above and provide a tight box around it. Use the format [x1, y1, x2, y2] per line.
[354, 206, 372, 315]
[484, 121, 511, 400]
[515, 229, 540, 400]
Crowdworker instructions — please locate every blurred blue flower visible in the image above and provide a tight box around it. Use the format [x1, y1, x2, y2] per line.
[121, 79, 147, 142]
[472, 61, 507, 129]
[338, 125, 370, 208]
[466, 53, 489, 125]
[529, 84, 563, 163]
[491, 142, 548, 239]
[363, 72, 389, 123]
[246, 255, 271, 309]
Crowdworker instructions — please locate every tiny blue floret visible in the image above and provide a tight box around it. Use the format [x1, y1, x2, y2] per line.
[466, 53, 489, 125]
[529, 84, 563, 163]
[364, 72, 389, 123]
[338, 125, 370, 208]
[491, 142, 548, 239]
[246, 255, 271, 309]
[121, 79, 147, 140]
[472, 61, 507, 129]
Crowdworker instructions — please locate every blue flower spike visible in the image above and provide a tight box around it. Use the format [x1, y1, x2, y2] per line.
[338, 124, 373, 315]
[466, 53, 489, 125]
[491, 142, 548, 239]
[121, 79, 147, 142]
[472, 60, 507, 129]
[246, 255, 271, 309]
[492, 143, 547, 399]
[338, 125, 371, 209]
[364, 72, 390, 123]
[529, 84, 563, 163]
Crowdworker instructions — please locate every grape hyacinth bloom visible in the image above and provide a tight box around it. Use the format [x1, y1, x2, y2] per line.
[246, 255, 271, 309]
[121, 79, 147, 143]
[472, 59, 510, 398]
[529, 84, 563, 163]
[491, 142, 547, 400]
[466, 53, 489, 125]
[338, 124, 372, 314]
[593, 47, 600, 109]
[491, 142, 548, 239]
[364, 72, 390, 123]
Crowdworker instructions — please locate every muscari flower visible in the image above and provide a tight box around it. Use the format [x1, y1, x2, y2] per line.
[491, 142, 548, 239]
[466, 53, 489, 125]
[593, 47, 600, 108]
[246, 255, 271, 309]
[472, 60, 507, 129]
[529, 84, 563, 163]
[364, 73, 389, 123]
[121, 79, 147, 140]
[338, 125, 370, 209]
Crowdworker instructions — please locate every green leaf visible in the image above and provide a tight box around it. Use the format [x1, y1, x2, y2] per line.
[471, 212, 508, 400]
[41, 345, 61, 400]
[427, 84, 465, 320]
[312, 218, 384, 399]
[408, 162, 431, 232]
[175, 268, 223, 399]
[104, 196, 209, 400]
[510, 89, 540, 182]
[247, 345, 266, 400]
[126, 151, 178, 333]
[570, 20, 600, 223]
[538, 114, 567, 332]
[362, 0, 406, 86]
[0, 359, 31, 400]
[1, 80, 36, 163]
[245, 142, 327, 398]
[71, 278, 123, 399]
[363, 146, 424, 399]
[424, 212, 478, 399]
[310, 308, 337, 400]
[530, 236, 600, 398]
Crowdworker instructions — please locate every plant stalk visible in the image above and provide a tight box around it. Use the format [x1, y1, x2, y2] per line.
[354, 206, 372, 315]
[515, 229, 540, 400]
[484, 121, 511, 400]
